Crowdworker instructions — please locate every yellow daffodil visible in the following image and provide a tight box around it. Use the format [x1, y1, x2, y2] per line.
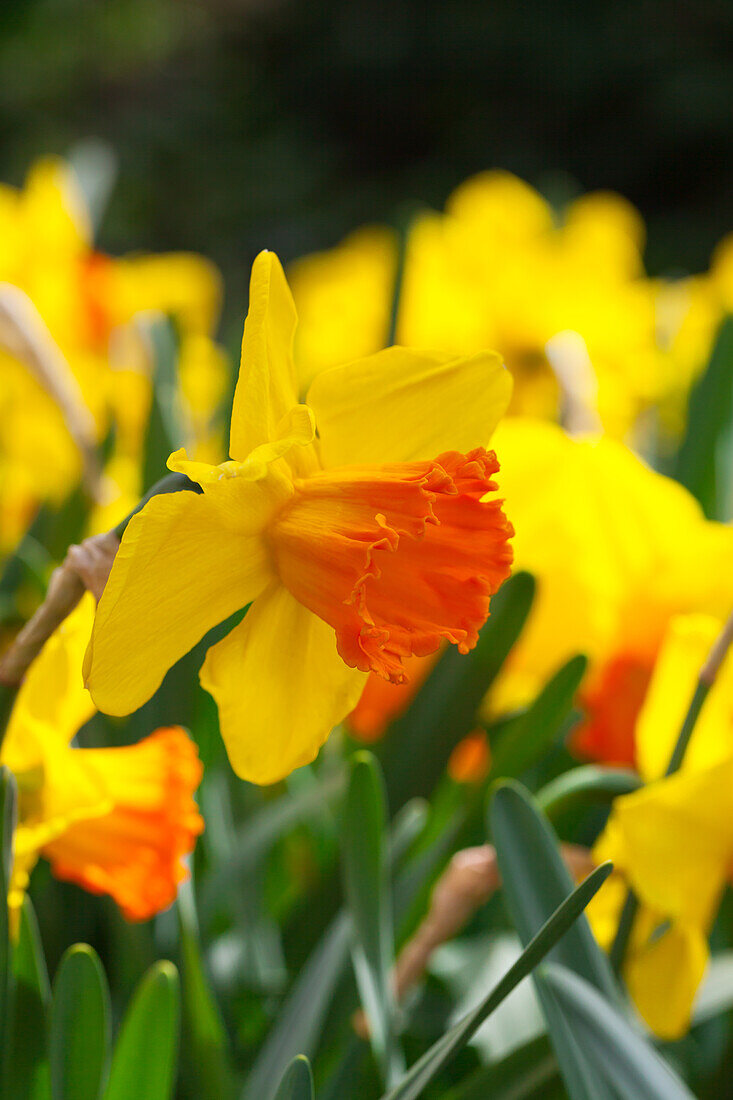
[3, 594, 203, 922]
[489, 417, 733, 767]
[588, 613, 733, 1038]
[85, 251, 514, 784]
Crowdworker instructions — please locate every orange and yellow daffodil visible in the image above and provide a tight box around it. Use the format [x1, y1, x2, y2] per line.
[3, 594, 203, 922]
[85, 251, 514, 784]
[588, 613, 733, 1038]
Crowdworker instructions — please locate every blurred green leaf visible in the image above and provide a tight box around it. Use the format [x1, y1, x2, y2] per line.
[381, 571, 535, 808]
[177, 881, 235, 1100]
[490, 654, 587, 779]
[142, 317, 188, 491]
[50, 944, 110, 1100]
[536, 765, 642, 819]
[0, 767, 17, 1093]
[201, 769, 344, 922]
[543, 963, 695, 1099]
[444, 1034, 557, 1099]
[104, 961, 180, 1100]
[674, 314, 733, 519]
[273, 1055, 314, 1100]
[692, 952, 733, 1026]
[341, 752, 403, 1086]
[378, 863, 611, 1100]
[8, 897, 51, 1100]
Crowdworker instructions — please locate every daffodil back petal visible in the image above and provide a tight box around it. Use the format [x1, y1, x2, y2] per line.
[307, 346, 512, 468]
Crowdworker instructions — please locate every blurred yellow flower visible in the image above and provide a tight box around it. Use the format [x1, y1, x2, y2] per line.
[85, 251, 514, 784]
[3, 594, 203, 922]
[489, 418, 733, 767]
[588, 613, 733, 1038]
[290, 170, 721, 443]
[0, 157, 229, 549]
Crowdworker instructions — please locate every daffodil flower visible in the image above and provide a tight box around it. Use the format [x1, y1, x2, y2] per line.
[589, 613, 733, 1038]
[85, 251, 514, 784]
[4, 595, 203, 922]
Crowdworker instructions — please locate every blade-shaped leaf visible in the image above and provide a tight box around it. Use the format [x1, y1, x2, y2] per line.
[490, 654, 587, 779]
[341, 752, 403, 1086]
[443, 1034, 557, 1100]
[490, 780, 618, 1100]
[490, 780, 617, 999]
[0, 768, 17, 1093]
[378, 863, 611, 1100]
[273, 1055, 315, 1100]
[543, 964, 695, 1099]
[380, 572, 535, 808]
[50, 944, 110, 1100]
[104, 961, 180, 1100]
[8, 897, 51, 1100]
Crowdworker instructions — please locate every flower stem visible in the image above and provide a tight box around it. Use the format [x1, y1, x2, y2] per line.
[610, 606, 733, 973]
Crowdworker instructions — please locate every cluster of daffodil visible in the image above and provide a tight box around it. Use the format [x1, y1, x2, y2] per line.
[290, 169, 733, 442]
[0, 156, 228, 552]
[1, 158, 732, 1097]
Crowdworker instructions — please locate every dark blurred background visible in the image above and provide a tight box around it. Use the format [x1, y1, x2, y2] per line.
[1, 0, 731, 336]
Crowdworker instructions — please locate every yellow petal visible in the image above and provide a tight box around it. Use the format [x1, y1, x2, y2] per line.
[636, 614, 733, 781]
[625, 922, 708, 1040]
[200, 583, 367, 784]
[610, 759, 733, 925]
[308, 346, 512, 468]
[229, 251, 309, 469]
[3, 595, 96, 770]
[85, 484, 275, 716]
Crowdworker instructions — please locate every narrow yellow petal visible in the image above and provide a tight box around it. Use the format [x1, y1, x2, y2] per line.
[85, 485, 275, 716]
[308, 346, 512, 468]
[229, 251, 304, 464]
[200, 584, 367, 785]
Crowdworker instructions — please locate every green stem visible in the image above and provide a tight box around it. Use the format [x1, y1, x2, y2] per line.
[610, 611, 733, 974]
[387, 210, 412, 347]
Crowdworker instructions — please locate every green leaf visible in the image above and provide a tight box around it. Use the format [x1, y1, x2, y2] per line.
[177, 882, 235, 1099]
[50, 944, 110, 1100]
[542, 964, 695, 1099]
[536, 765, 642, 819]
[244, 797, 433, 1100]
[674, 314, 733, 519]
[443, 1035, 557, 1100]
[104, 961, 180, 1100]
[490, 780, 618, 1100]
[341, 752, 403, 1086]
[242, 915, 350, 1100]
[381, 571, 535, 808]
[490, 654, 587, 779]
[378, 863, 611, 1100]
[142, 317, 188, 490]
[8, 897, 51, 1100]
[0, 768, 17, 1093]
[692, 951, 733, 1027]
[490, 780, 617, 999]
[273, 1056, 315, 1100]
